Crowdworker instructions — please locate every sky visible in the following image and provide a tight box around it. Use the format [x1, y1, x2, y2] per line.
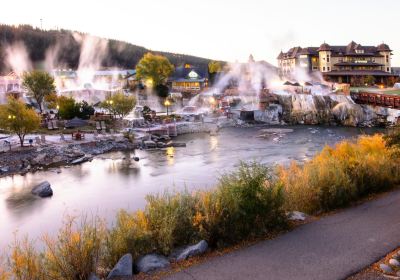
[2, 0, 400, 66]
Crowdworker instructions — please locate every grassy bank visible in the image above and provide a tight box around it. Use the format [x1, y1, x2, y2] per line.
[1, 133, 399, 279]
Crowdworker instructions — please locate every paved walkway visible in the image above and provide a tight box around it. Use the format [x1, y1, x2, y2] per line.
[165, 190, 400, 280]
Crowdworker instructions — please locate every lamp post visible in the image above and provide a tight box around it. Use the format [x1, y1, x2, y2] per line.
[164, 99, 171, 116]
[7, 115, 15, 150]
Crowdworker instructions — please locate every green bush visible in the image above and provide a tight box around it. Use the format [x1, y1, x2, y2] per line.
[194, 162, 287, 247]
[145, 191, 199, 255]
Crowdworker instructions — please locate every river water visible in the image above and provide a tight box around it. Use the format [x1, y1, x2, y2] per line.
[0, 125, 381, 249]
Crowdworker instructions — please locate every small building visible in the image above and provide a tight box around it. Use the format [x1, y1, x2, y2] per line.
[278, 41, 397, 86]
[0, 72, 23, 103]
[169, 64, 208, 94]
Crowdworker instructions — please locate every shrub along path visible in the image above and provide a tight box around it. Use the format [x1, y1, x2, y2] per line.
[165, 189, 400, 280]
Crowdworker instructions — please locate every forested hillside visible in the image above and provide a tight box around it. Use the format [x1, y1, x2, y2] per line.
[0, 24, 212, 74]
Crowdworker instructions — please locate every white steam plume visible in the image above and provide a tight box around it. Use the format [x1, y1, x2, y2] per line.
[5, 42, 32, 75]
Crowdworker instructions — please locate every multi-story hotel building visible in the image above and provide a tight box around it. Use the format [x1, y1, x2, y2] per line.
[277, 41, 396, 85]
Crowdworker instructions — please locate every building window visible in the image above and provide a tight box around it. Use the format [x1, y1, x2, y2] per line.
[387, 67, 390, 72]
[323, 67, 326, 71]
[327, 55, 330, 62]
[327, 67, 330, 71]
[386, 56, 389, 63]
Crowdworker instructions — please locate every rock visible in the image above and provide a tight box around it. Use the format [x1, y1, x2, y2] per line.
[107, 253, 133, 279]
[31, 181, 53, 198]
[171, 240, 208, 261]
[393, 251, 400, 260]
[157, 142, 166, 148]
[171, 142, 186, 148]
[143, 140, 157, 149]
[159, 135, 171, 141]
[379, 263, 393, 274]
[31, 153, 47, 165]
[287, 211, 308, 221]
[389, 258, 400, 268]
[136, 254, 170, 273]
[0, 166, 9, 173]
[88, 273, 100, 280]
[71, 155, 93, 165]
[51, 155, 64, 164]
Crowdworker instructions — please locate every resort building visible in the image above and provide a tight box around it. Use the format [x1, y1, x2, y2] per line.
[277, 41, 396, 85]
[169, 64, 208, 94]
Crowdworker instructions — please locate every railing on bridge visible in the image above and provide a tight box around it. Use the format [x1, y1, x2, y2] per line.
[350, 91, 400, 109]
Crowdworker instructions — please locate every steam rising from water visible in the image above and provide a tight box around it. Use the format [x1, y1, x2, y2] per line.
[5, 42, 32, 74]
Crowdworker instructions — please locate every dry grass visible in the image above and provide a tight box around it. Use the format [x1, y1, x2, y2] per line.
[42, 215, 106, 280]
[278, 134, 400, 214]
[9, 236, 45, 280]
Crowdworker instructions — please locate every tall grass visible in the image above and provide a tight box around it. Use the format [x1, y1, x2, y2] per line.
[0, 255, 9, 280]
[1, 134, 399, 278]
[9, 237, 45, 280]
[42, 216, 106, 280]
[278, 134, 400, 213]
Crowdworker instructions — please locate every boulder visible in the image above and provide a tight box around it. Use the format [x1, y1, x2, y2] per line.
[143, 140, 157, 149]
[379, 263, 393, 274]
[157, 142, 166, 148]
[0, 166, 9, 173]
[171, 240, 208, 261]
[135, 254, 170, 273]
[159, 135, 171, 141]
[389, 258, 400, 268]
[107, 254, 133, 279]
[31, 181, 53, 198]
[287, 211, 308, 221]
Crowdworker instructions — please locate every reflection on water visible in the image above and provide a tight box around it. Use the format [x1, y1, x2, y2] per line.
[0, 125, 381, 249]
[166, 147, 175, 166]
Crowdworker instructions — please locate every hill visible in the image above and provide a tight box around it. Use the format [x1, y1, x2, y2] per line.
[0, 24, 214, 74]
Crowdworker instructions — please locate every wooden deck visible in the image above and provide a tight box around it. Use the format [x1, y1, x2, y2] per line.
[350, 91, 400, 109]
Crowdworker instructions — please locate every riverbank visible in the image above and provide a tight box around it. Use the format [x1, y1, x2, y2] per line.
[0, 137, 137, 178]
[0, 132, 399, 279]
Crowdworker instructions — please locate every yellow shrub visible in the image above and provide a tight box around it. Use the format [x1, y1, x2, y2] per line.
[279, 134, 400, 214]
[9, 236, 44, 280]
[42, 216, 106, 280]
[105, 209, 153, 266]
[0, 255, 10, 280]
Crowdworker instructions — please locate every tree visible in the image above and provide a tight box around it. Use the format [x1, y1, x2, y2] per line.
[136, 53, 174, 97]
[208, 61, 223, 74]
[44, 92, 58, 110]
[0, 98, 40, 147]
[365, 75, 376, 86]
[22, 70, 56, 113]
[76, 100, 95, 120]
[58, 96, 78, 120]
[101, 92, 136, 118]
[208, 61, 223, 86]
[57, 96, 95, 120]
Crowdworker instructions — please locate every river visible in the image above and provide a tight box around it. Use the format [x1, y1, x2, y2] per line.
[0, 125, 382, 249]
